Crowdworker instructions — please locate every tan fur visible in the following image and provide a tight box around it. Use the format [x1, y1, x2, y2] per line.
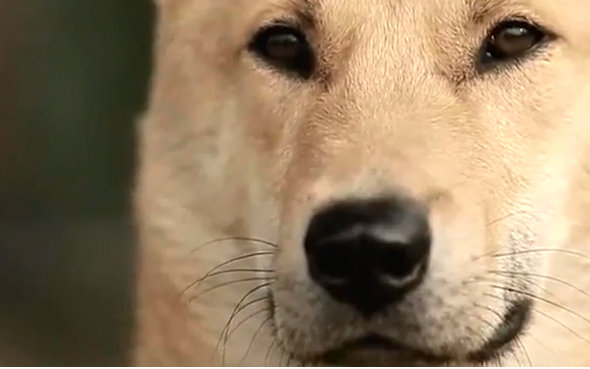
[134, 0, 590, 365]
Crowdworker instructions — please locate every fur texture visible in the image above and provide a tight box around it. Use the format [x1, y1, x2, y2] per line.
[134, 0, 590, 365]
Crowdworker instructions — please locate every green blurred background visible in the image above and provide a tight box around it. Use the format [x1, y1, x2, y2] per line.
[0, 0, 154, 365]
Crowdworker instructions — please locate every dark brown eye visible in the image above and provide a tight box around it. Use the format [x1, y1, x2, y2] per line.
[482, 20, 547, 65]
[249, 25, 314, 79]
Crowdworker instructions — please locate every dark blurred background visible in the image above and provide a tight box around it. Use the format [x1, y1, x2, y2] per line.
[0, 1, 153, 365]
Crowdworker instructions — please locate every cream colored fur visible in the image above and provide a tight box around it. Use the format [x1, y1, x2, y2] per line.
[134, 0, 590, 366]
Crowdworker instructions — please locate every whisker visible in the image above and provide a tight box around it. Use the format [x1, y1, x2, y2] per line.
[489, 284, 590, 324]
[191, 236, 278, 255]
[469, 303, 521, 365]
[486, 210, 534, 228]
[201, 267, 274, 280]
[265, 337, 277, 365]
[514, 337, 532, 367]
[240, 316, 273, 364]
[471, 274, 565, 309]
[221, 294, 269, 341]
[188, 277, 275, 302]
[531, 308, 590, 345]
[220, 290, 270, 352]
[488, 248, 589, 260]
[222, 306, 269, 363]
[227, 296, 270, 339]
[511, 341, 524, 367]
[484, 292, 589, 344]
[279, 342, 288, 367]
[180, 251, 274, 296]
[216, 281, 270, 364]
[474, 297, 552, 359]
[488, 270, 590, 298]
[216, 282, 272, 361]
[473, 302, 504, 323]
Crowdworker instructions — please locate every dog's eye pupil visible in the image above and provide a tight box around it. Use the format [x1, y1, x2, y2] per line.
[483, 21, 546, 63]
[266, 33, 302, 59]
[250, 25, 314, 79]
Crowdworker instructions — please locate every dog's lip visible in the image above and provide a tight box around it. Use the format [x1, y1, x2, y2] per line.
[312, 298, 532, 365]
[320, 333, 430, 364]
[343, 333, 406, 351]
[468, 298, 532, 362]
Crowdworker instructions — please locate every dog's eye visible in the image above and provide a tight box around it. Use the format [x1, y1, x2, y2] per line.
[249, 25, 314, 79]
[481, 20, 547, 66]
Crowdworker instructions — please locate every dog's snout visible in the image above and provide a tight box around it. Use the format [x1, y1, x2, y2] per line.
[304, 197, 431, 316]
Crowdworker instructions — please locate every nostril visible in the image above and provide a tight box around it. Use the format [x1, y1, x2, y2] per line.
[376, 233, 431, 281]
[377, 244, 418, 279]
[308, 240, 356, 285]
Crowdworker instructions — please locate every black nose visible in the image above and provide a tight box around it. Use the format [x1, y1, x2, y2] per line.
[304, 197, 431, 316]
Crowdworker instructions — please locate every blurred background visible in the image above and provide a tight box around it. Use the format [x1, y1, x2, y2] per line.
[0, 1, 153, 365]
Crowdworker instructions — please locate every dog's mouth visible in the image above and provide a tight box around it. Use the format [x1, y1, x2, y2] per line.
[307, 299, 532, 365]
[467, 298, 532, 363]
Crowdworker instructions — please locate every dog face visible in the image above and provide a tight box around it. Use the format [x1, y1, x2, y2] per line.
[138, 0, 590, 365]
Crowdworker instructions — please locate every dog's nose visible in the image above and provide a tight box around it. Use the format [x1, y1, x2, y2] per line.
[304, 197, 431, 316]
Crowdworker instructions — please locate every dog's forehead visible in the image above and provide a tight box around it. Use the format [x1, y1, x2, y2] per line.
[160, 0, 588, 39]
[257, 0, 526, 22]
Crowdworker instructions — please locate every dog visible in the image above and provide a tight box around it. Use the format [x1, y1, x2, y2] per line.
[133, 0, 590, 365]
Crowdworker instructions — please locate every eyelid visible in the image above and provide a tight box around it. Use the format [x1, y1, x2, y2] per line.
[259, 18, 303, 32]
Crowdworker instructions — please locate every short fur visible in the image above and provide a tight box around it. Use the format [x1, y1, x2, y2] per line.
[134, 0, 590, 365]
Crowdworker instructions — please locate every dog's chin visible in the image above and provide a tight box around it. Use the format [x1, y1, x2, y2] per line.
[313, 335, 444, 366]
[285, 299, 532, 367]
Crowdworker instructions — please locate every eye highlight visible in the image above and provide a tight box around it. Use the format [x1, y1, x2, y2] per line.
[480, 20, 548, 68]
[249, 24, 314, 79]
